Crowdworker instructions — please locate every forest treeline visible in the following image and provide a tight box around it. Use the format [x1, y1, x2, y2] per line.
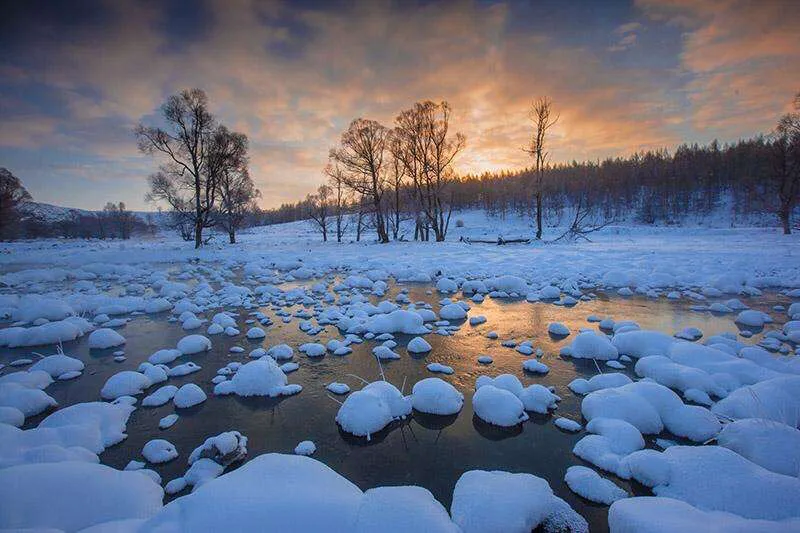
[264, 135, 796, 233]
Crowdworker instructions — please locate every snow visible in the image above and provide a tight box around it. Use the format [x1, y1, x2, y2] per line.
[148, 348, 182, 365]
[735, 309, 772, 328]
[173, 383, 207, 408]
[142, 384, 178, 407]
[608, 497, 800, 533]
[564, 465, 628, 505]
[88, 327, 126, 349]
[143, 438, 178, 463]
[266, 343, 294, 360]
[37, 401, 135, 452]
[0, 406, 24, 427]
[100, 371, 152, 400]
[582, 381, 721, 442]
[300, 342, 326, 357]
[294, 440, 316, 456]
[565, 331, 618, 360]
[0, 383, 57, 417]
[472, 385, 528, 427]
[0, 317, 93, 347]
[569, 373, 632, 395]
[246, 326, 266, 339]
[29, 353, 84, 377]
[522, 359, 549, 374]
[159, 413, 179, 429]
[0, 462, 163, 532]
[623, 445, 800, 520]
[440, 303, 467, 320]
[365, 309, 428, 334]
[427, 362, 454, 374]
[547, 322, 570, 336]
[712, 376, 800, 426]
[451, 469, 587, 533]
[177, 334, 212, 355]
[407, 336, 432, 353]
[327, 382, 351, 394]
[336, 381, 411, 439]
[216, 358, 299, 398]
[717, 418, 800, 477]
[573, 417, 645, 477]
[555, 417, 582, 432]
[411, 378, 464, 415]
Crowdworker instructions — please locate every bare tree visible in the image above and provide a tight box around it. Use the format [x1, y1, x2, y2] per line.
[330, 118, 390, 243]
[325, 162, 350, 242]
[524, 97, 559, 240]
[209, 127, 258, 243]
[772, 91, 800, 234]
[136, 89, 216, 248]
[394, 101, 464, 241]
[306, 184, 332, 241]
[0, 168, 32, 240]
[103, 201, 134, 239]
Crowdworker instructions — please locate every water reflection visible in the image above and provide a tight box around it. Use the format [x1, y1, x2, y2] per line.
[0, 272, 792, 533]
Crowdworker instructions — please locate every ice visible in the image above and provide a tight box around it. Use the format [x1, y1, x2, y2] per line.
[294, 440, 316, 455]
[142, 438, 178, 463]
[564, 331, 618, 359]
[717, 418, 800, 477]
[173, 383, 207, 408]
[623, 445, 800, 520]
[29, 353, 84, 378]
[0, 462, 163, 532]
[177, 334, 212, 354]
[100, 371, 152, 400]
[336, 381, 411, 439]
[411, 378, 464, 415]
[451, 469, 587, 533]
[564, 465, 628, 504]
[407, 336, 432, 353]
[88, 327, 126, 349]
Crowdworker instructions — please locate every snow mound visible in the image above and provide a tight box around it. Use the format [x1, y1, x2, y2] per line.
[336, 381, 411, 439]
[451, 469, 587, 533]
[564, 465, 628, 505]
[217, 358, 299, 398]
[565, 331, 618, 360]
[29, 354, 84, 378]
[173, 384, 207, 408]
[177, 334, 212, 355]
[411, 378, 464, 415]
[88, 328, 126, 349]
[100, 371, 152, 400]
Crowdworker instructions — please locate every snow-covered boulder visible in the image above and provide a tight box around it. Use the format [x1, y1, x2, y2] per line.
[411, 378, 464, 415]
[336, 381, 411, 439]
[88, 328, 126, 349]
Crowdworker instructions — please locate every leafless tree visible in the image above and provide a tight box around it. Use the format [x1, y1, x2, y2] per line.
[394, 101, 464, 241]
[325, 162, 350, 242]
[330, 118, 391, 243]
[103, 201, 134, 239]
[524, 97, 559, 240]
[208, 127, 258, 243]
[307, 184, 332, 241]
[387, 134, 409, 239]
[0, 168, 32, 240]
[136, 88, 216, 248]
[771, 91, 800, 234]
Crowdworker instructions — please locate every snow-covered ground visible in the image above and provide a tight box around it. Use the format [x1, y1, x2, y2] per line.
[2, 210, 799, 292]
[1, 210, 799, 532]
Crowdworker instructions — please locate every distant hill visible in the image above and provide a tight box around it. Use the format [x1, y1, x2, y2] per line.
[18, 201, 169, 226]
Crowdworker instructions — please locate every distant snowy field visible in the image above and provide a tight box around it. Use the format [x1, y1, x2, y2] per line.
[3, 210, 798, 292]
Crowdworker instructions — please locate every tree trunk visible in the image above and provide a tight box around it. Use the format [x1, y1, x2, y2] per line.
[194, 219, 202, 249]
[535, 190, 543, 240]
[780, 204, 792, 234]
[229, 230, 236, 244]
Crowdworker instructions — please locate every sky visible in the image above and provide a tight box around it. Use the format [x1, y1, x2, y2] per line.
[1, 0, 798, 211]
